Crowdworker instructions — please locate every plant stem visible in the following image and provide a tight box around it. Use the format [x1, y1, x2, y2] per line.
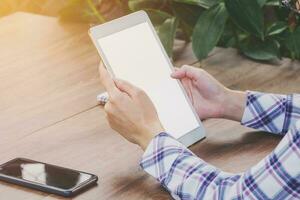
[86, 0, 105, 23]
[231, 21, 240, 48]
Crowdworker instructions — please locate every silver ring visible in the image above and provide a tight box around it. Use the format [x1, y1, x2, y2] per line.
[97, 92, 109, 105]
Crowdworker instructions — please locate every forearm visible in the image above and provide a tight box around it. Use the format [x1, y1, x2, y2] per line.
[141, 130, 300, 200]
[240, 91, 300, 135]
[220, 90, 300, 135]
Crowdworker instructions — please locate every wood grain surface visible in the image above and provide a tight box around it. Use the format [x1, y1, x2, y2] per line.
[0, 12, 299, 200]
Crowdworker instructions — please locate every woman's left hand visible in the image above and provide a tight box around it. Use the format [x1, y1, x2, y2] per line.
[98, 63, 165, 150]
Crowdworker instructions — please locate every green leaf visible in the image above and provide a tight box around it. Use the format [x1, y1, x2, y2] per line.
[285, 28, 300, 59]
[241, 39, 279, 61]
[173, 0, 220, 9]
[128, 0, 168, 11]
[257, 0, 267, 7]
[192, 3, 228, 60]
[225, 0, 264, 39]
[218, 24, 237, 48]
[267, 21, 288, 36]
[156, 17, 179, 57]
[172, 2, 203, 40]
[145, 9, 172, 25]
[172, 2, 203, 27]
[266, 0, 280, 6]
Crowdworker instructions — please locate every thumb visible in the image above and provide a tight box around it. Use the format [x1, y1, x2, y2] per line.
[171, 65, 198, 81]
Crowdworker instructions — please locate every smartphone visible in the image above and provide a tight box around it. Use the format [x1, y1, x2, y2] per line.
[0, 158, 98, 197]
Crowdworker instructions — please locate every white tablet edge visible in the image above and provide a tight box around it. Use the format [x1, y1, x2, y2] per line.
[89, 10, 205, 147]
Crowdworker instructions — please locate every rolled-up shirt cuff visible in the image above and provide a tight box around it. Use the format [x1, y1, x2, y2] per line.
[241, 90, 287, 134]
[140, 132, 188, 181]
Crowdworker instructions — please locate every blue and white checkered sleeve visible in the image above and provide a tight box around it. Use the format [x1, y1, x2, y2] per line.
[140, 132, 237, 199]
[241, 91, 300, 135]
[141, 129, 300, 200]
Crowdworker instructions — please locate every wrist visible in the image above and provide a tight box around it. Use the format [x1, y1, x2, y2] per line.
[139, 123, 165, 150]
[222, 89, 247, 121]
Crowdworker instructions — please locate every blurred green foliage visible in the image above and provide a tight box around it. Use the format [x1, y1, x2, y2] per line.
[1, 0, 299, 61]
[59, 0, 300, 61]
[59, 0, 128, 23]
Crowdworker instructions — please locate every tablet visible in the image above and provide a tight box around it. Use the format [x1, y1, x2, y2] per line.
[89, 11, 205, 147]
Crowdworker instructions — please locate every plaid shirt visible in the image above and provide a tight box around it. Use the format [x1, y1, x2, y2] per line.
[140, 91, 300, 200]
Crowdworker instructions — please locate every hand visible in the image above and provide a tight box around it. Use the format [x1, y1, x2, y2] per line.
[99, 63, 165, 150]
[171, 65, 246, 121]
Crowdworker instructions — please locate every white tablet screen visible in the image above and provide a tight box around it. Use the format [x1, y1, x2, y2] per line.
[97, 22, 199, 139]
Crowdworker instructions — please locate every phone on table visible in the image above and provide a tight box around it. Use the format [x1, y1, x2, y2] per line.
[0, 158, 98, 197]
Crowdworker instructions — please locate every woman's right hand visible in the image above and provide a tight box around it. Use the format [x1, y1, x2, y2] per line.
[171, 65, 246, 121]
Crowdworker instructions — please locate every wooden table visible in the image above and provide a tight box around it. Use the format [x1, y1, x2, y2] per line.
[0, 12, 299, 200]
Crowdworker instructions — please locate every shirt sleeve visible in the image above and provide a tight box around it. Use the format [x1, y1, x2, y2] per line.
[140, 129, 300, 200]
[241, 91, 300, 135]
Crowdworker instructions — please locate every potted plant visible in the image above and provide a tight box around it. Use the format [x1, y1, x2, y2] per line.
[59, 0, 300, 61]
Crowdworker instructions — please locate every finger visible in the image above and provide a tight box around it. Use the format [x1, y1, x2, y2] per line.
[104, 101, 115, 116]
[98, 62, 118, 95]
[114, 79, 139, 97]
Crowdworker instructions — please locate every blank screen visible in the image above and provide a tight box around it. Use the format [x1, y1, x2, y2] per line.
[98, 22, 199, 139]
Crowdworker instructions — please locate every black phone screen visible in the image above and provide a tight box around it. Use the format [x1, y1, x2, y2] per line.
[0, 158, 94, 190]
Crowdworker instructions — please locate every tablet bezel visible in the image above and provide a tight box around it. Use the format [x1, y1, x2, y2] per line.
[89, 11, 205, 147]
